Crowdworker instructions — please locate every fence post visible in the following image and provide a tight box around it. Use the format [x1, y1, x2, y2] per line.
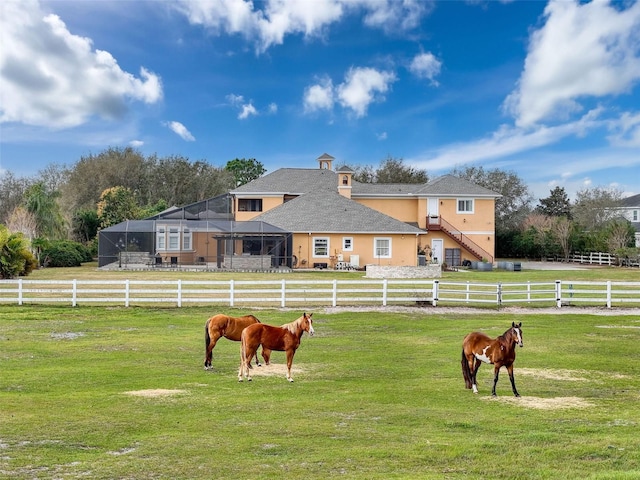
[18, 278, 23, 306]
[281, 279, 286, 308]
[332, 279, 337, 307]
[466, 281, 470, 303]
[555, 280, 562, 308]
[606, 280, 611, 308]
[177, 279, 182, 308]
[432, 280, 439, 307]
[382, 279, 388, 306]
[497, 282, 502, 307]
[229, 279, 234, 307]
[125, 279, 130, 307]
[72, 279, 77, 307]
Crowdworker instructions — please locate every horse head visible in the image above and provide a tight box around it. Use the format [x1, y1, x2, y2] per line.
[303, 312, 315, 336]
[511, 321, 523, 347]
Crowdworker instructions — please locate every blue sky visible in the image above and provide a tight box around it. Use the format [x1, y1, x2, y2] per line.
[1, 0, 639, 202]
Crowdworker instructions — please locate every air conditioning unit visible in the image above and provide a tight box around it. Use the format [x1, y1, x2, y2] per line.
[349, 255, 360, 268]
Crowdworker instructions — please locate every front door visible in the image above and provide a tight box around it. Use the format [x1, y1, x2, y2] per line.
[431, 239, 443, 264]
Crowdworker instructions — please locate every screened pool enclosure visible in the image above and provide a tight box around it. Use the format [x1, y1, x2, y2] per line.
[98, 195, 293, 270]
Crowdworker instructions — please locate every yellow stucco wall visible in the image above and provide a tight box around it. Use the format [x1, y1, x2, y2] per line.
[292, 232, 427, 268]
[235, 196, 284, 221]
[356, 198, 419, 223]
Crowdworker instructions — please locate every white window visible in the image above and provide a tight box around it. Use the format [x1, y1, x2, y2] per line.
[343, 237, 353, 251]
[313, 237, 329, 257]
[183, 228, 192, 250]
[156, 227, 166, 250]
[168, 227, 180, 250]
[374, 237, 391, 258]
[457, 199, 474, 213]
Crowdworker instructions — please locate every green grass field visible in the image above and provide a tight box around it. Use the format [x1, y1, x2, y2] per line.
[1, 304, 639, 479]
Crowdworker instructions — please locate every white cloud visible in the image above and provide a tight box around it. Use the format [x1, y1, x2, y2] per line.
[238, 103, 258, 119]
[226, 93, 245, 105]
[0, 0, 163, 129]
[409, 109, 605, 171]
[303, 67, 396, 117]
[408, 52, 442, 85]
[174, 0, 432, 53]
[129, 140, 144, 147]
[267, 102, 278, 114]
[359, 0, 432, 33]
[504, 0, 640, 127]
[303, 78, 335, 113]
[165, 121, 195, 141]
[607, 111, 640, 147]
[226, 93, 258, 118]
[377, 131, 388, 141]
[337, 67, 396, 117]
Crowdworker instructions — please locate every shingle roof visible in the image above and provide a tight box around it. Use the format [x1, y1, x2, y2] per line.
[621, 194, 640, 208]
[231, 168, 336, 194]
[232, 169, 501, 198]
[253, 190, 424, 234]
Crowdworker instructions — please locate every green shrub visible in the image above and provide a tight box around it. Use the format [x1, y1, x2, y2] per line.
[42, 240, 91, 267]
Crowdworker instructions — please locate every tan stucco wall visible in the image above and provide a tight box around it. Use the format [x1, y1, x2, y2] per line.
[235, 196, 284, 221]
[356, 197, 419, 223]
[292, 232, 427, 268]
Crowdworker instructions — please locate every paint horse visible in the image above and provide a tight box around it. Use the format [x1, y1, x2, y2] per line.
[238, 312, 314, 383]
[461, 322, 523, 397]
[204, 314, 271, 370]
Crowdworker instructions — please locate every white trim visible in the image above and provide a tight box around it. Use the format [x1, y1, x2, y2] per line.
[373, 237, 392, 258]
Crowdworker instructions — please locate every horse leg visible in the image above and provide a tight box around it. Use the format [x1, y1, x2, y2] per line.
[507, 364, 520, 397]
[261, 347, 271, 366]
[285, 350, 295, 382]
[204, 334, 219, 371]
[461, 350, 472, 389]
[245, 345, 258, 381]
[492, 365, 501, 396]
[238, 339, 252, 382]
[471, 359, 482, 394]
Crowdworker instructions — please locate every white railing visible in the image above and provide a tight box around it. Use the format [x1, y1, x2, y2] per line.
[0, 278, 639, 308]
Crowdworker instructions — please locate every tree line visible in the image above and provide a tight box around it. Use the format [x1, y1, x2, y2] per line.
[0, 149, 636, 277]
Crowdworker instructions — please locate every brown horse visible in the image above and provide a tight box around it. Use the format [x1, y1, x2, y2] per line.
[204, 314, 270, 370]
[238, 312, 314, 383]
[461, 322, 523, 397]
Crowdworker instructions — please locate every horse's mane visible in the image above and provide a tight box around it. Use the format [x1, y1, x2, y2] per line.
[281, 315, 305, 334]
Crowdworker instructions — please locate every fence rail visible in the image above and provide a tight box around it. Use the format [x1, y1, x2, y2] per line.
[1, 278, 639, 309]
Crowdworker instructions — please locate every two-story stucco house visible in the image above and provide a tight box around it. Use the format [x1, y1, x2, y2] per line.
[231, 153, 501, 269]
[98, 153, 501, 270]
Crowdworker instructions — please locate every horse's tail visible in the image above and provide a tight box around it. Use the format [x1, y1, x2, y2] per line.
[461, 348, 472, 389]
[205, 318, 211, 352]
[240, 329, 248, 368]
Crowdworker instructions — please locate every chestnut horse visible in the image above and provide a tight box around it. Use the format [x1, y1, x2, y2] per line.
[238, 312, 314, 383]
[461, 322, 523, 397]
[204, 314, 270, 370]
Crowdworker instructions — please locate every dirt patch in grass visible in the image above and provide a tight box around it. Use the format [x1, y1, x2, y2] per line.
[486, 395, 594, 410]
[517, 368, 588, 381]
[517, 367, 628, 381]
[248, 363, 303, 377]
[123, 389, 188, 397]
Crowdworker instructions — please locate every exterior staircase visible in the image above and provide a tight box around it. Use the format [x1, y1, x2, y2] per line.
[427, 215, 494, 263]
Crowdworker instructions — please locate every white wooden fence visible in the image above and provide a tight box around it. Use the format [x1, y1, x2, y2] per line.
[0, 278, 639, 308]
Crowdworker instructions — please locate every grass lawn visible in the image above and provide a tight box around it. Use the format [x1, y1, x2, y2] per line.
[1, 304, 639, 479]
